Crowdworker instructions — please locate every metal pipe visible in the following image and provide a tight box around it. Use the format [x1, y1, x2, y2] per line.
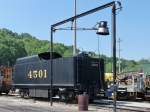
[50, 27, 54, 106]
[54, 27, 97, 31]
[112, 3, 117, 112]
[73, 0, 77, 55]
[118, 38, 121, 74]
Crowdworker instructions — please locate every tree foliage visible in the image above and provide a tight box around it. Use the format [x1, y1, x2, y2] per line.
[0, 31, 27, 66]
[0, 28, 149, 72]
[0, 28, 74, 66]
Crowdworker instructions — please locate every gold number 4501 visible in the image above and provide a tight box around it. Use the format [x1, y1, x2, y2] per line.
[28, 69, 47, 79]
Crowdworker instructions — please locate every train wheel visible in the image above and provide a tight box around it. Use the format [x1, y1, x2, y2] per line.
[5, 91, 9, 95]
[59, 94, 66, 101]
[89, 98, 94, 103]
[20, 91, 24, 98]
[68, 91, 76, 103]
[59, 92, 70, 103]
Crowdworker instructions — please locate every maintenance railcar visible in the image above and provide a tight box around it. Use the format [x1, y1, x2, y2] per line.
[13, 52, 105, 101]
[0, 66, 12, 94]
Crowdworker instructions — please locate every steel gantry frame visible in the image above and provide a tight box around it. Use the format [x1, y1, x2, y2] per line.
[50, 1, 118, 112]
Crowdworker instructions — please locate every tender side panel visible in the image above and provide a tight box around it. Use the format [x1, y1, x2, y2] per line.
[14, 57, 75, 88]
[53, 57, 75, 87]
[77, 57, 104, 88]
[14, 60, 51, 88]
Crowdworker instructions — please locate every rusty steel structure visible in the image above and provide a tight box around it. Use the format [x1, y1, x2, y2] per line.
[0, 66, 12, 94]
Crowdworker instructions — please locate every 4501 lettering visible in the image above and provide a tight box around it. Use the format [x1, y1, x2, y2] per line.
[28, 69, 47, 79]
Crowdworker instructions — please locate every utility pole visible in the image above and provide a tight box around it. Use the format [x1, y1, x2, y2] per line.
[73, 0, 77, 55]
[112, 4, 117, 112]
[118, 38, 122, 74]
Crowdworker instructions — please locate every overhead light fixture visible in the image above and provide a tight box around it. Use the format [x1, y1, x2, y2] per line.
[96, 21, 109, 35]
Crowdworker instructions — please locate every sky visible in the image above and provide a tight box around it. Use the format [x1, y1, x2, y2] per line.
[0, 0, 150, 60]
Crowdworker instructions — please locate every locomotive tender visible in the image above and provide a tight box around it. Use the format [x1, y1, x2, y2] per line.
[13, 52, 104, 101]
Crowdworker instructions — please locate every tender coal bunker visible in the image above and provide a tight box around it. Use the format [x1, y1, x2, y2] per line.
[38, 52, 62, 60]
[76, 52, 89, 57]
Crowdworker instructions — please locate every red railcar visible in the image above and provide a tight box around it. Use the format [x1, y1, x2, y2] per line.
[0, 66, 12, 94]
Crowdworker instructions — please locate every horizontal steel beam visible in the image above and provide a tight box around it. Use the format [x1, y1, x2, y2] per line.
[51, 1, 115, 28]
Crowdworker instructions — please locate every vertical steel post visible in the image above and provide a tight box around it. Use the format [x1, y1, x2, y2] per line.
[112, 3, 117, 112]
[118, 38, 121, 74]
[73, 0, 77, 55]
[50, 27, 53, 106]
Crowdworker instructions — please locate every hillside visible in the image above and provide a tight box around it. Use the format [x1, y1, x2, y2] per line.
[0, 28, 73, 66]
[0, 28, 149, 72]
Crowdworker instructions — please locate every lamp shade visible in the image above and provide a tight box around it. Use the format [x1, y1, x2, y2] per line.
[96, 21, 109, 35]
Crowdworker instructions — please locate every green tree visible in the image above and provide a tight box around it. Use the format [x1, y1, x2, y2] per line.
[0, 39, 27, 66]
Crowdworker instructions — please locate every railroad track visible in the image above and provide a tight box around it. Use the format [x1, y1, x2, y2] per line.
[92, 99, 150, 112]
[3, 94, 150, 112]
